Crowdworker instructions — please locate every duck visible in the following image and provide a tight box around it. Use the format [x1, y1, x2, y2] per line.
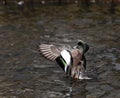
[38, 40, 91, 80]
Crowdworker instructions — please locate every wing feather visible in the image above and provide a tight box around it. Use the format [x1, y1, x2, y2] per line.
[39, 44, 62, 61]
[39, 43, 73, 61]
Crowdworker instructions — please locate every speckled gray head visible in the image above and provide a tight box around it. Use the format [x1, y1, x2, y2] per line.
[77, 40, 89, 54]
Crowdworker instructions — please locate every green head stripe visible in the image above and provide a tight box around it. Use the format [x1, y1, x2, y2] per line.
[60, 57, 67, 67]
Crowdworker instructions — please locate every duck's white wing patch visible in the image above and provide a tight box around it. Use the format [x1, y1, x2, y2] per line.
[39, 44, 62, 61]
[61, 50, 72, 72]
[61, 50, 71, 65]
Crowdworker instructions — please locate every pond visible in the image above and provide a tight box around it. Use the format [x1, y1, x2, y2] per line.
[0, 4, 120, 98]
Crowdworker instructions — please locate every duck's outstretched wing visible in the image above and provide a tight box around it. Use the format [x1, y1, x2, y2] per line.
[39, 44, 68, 61]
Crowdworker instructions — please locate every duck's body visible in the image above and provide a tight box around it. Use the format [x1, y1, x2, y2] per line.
[39, 40, 90, 80]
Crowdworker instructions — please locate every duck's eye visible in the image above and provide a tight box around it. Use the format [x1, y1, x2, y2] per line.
[77, 42, 82, 46]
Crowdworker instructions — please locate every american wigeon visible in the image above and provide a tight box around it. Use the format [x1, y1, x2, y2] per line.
[38, 40, 90, 79]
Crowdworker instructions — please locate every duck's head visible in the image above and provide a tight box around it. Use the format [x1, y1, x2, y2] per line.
[76, 40, 89, 54]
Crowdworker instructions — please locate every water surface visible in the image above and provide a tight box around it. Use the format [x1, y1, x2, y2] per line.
[0, 4, 120, 98]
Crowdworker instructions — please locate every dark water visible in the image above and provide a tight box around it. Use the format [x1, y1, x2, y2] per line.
[0, 4, 120, 98]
